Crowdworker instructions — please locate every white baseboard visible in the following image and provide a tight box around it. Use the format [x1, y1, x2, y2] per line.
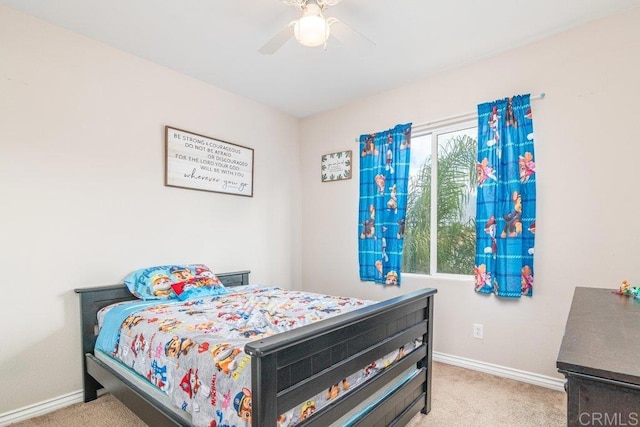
[0, 390, 83, 426]
[0, 354, 565, 425]
[433, 351, 566, 392]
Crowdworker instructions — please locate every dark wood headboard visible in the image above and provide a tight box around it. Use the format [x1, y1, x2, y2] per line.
[75, 270, 250, 358]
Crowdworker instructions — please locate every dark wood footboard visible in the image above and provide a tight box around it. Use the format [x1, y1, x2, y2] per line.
[76, 272, 435, 427]
[246, 287, 436, 427]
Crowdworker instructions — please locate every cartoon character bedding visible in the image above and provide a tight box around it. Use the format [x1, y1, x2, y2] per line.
[96, 271, 420, 426]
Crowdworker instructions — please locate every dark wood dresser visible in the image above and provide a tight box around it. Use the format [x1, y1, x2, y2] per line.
[557, 287, 640, 426]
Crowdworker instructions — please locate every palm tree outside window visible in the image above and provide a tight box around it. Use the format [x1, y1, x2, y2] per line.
[402, 122, 478, 276]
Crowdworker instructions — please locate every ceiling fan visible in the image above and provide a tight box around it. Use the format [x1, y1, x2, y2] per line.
[259, 0, 374, 54]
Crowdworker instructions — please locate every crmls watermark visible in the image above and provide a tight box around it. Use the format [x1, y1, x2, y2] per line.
[579, 412, 639, 426]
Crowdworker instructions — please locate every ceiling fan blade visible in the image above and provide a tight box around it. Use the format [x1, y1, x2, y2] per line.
[259, 22, 296, 55]
[328, 18, 375, 49]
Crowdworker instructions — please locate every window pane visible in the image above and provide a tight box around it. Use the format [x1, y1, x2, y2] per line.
[403, 134, 432, 274]
[436, 128, 477, 275]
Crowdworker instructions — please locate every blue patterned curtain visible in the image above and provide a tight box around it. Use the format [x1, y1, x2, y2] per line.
[474, 95, 536, 297]
[358, 123, 412, 286]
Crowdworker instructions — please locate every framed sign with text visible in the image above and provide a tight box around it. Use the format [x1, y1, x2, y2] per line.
[165, 126, 254, 197]
[321, 150, 352, 182]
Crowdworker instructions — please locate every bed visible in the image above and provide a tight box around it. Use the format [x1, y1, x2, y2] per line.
[76, 270, 436, 426]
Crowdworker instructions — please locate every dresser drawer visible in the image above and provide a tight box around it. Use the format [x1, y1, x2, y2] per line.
[563, 370, 640, 426]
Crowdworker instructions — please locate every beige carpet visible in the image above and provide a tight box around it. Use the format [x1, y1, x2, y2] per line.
[12, 362, 566, 426]
[407, 362, 566, 427]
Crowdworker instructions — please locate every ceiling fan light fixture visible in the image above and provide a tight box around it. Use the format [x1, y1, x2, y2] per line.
[293, 4, 330, 47]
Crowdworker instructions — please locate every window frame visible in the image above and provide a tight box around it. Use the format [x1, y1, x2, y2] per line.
[406, 118, 478, 280]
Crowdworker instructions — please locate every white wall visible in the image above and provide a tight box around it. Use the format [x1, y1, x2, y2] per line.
[300, 7, 640, 380]
[0, 5, 301, 412]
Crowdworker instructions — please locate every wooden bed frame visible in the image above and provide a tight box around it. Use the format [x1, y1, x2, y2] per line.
[75, 270, 436, 427]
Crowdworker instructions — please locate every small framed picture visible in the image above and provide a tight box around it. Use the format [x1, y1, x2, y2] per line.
[321, 150, 352, 182]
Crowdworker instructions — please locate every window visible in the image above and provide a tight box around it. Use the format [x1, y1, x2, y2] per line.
[402, 121, 478, 276]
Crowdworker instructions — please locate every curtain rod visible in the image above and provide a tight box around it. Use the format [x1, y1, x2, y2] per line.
[355, 92, 546, 142]
[412, 92, 546, 133]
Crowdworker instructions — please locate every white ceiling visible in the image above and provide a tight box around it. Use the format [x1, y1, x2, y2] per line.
[2, 0, 638, 117]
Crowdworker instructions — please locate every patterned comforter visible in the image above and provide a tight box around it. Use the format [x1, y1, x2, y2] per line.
[95, 285, 418, 426]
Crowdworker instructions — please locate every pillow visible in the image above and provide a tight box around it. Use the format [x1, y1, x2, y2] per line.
[170, 268, 227, 301]
[124, 264, 219, 300]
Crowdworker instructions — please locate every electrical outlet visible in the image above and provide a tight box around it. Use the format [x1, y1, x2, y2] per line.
[473, 324, 484, 339]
